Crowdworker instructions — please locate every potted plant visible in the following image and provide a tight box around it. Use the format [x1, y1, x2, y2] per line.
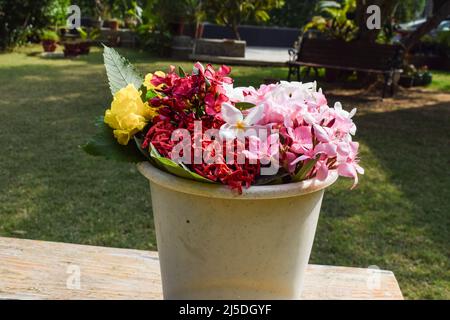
[78, 27, 100, 54]
[124, 15, 138, 29]
[41, 30, 59, 52]
[105, 18, 120, 31]
[62, 28, 100, 57]
[83, 47, 364, 299]
[399, 64, 433, 88]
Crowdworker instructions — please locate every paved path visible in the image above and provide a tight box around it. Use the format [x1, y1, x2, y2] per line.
[191, 46, 290, 67]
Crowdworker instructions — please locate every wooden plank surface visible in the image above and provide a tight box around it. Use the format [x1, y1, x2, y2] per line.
[0, 237, 403, 300]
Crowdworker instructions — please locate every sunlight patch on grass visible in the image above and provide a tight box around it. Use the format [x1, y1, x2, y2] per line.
[429, 70, 450, 92]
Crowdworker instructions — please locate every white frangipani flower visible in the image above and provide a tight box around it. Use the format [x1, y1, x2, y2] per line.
[219, 102, 264, 139]
[223, 83, 256, 103]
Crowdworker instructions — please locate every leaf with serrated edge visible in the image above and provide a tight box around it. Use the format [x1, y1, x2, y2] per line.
[103, 45, 143, 95]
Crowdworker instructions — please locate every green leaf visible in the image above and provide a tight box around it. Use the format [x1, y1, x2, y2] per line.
[133, 135, 151, 160]
[204, 76, 211, 87]
[235, 102, 256, 110]
[77, 27, 87, 40]
[293, 157, 319, 182]
[149, 144, 216, 184]
[178, 66, 186, 77]
[81, 117, 146, 163]
[254, 170, 290, 185]
[102, 45, 143, 95]
[145, 89, 157, 100]
[254, 10, 270, 22]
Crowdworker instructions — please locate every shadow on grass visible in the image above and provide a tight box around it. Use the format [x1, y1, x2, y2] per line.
[312, 101, 450, 298]
[356, 102, 450, 248]
[0, 61, 156, 250]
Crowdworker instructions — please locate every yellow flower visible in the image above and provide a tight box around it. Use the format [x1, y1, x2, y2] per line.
[144, 71, 165, 91]
[104, 84, 158, 145]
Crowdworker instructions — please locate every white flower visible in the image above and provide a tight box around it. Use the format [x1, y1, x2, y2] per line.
[219, 102, 264, 139]
[333, 102, 357, 135]
[334, 102, 357, 119]
[223, 83, 256, 103]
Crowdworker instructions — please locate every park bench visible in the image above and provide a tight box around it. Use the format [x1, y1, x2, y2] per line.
[288, 37, 404, 98]
[0, 237, 403, 299]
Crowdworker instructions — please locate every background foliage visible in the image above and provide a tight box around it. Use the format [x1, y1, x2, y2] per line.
[0, 0, 56, 50]
[0, 0, 445, 51]
[203, 0, 285, 39]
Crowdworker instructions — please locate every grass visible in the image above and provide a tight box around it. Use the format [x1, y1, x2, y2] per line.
[429, 70, 450, 92]
[0, 45, 449, 299]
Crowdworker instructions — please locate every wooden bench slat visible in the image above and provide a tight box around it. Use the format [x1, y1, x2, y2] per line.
[0, 237, 403, 300]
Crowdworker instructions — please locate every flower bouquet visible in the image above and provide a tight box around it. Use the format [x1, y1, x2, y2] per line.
[83, 46, 363, 299]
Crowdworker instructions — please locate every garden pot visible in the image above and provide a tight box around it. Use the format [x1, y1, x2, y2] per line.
[78, 41, 92, 55]
[103, 20, 120, 31]
[108, 34, 121, 47]
[138, 162, 338, 300]
[110, 20, 120, 31]
[42, 40, 57, 53]
[62, 42, 81, 57]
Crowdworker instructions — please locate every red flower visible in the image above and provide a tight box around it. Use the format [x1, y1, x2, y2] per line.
[142, 62, 259, 193]
[204, 64, 232, 85]
[205, 91, 229, 116]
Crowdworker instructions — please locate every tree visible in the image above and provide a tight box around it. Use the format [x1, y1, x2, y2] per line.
[353, 0, 399, 43]
[304, 0, 359, 41]
[353, 0, 450, 52]
[203, 0, 285, 40]
[0, 0, 56, 51]
[394, 0, 427, 23]
[402, 0, 450, 51]
[263, 0, 317, 28]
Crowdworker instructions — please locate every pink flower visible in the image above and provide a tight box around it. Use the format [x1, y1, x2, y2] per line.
[313, 124, 332, 143]
[288, 126, 313, 154]
[243, 134, 279, 163]
[315, 159, 329, 181]
[314, 89, 327, 107]
[331, 102, 357, 136]
[144, 62, 363, 190]
[314, 142, 337, 158]
[336, 141, 364, 188]
[283, 151, 298, 173]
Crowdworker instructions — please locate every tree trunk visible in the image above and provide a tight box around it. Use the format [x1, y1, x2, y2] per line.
[355, 0, 400, 43]
[231, 22, 241, 41]
[402, 0, 450, 52]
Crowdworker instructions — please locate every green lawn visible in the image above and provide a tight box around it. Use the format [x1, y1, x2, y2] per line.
[0, 45, 449, 299]
[429, 70, 450, 92]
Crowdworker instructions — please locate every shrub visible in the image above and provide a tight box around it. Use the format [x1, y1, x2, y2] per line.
[0, 0, 58, 50]
[41, 30, 60, 42]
